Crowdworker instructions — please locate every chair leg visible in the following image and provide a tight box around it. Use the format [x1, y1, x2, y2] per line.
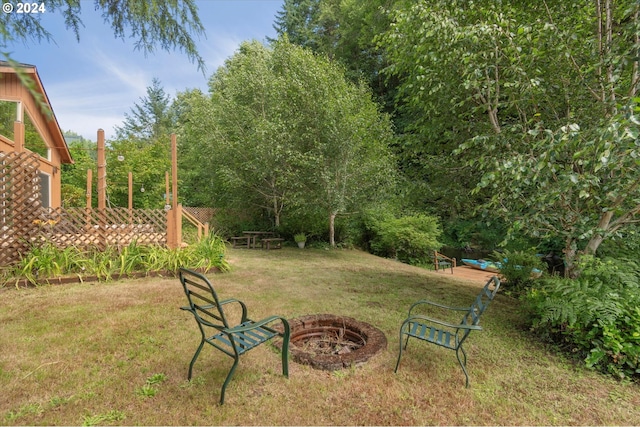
[220, 356, 240, 405]
[456, 346, 470, 388]
[281, 336, 290, 378]
[279, 318, 291, 377]
[395, 331, 408, 373]
[188, 340, 205, 380]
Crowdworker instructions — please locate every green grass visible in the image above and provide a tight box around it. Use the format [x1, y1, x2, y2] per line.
[1, 248, 638, 425]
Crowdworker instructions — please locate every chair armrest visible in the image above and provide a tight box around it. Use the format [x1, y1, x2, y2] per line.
[218, 298, 248, 322]
[408, 299, 471, 316]
[403, 314, 483, 331]
[225, 315, 290, 337]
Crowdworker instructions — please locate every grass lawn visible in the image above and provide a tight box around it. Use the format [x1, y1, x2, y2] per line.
[1, 247, 639, 425]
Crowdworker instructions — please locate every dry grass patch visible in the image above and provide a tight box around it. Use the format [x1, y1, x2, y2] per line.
[1, 247, 639, 425]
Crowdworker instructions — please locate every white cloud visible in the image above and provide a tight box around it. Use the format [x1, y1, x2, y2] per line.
[17, 0, 284, 141]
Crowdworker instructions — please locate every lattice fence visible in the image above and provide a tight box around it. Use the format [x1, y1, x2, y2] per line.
[0, 150, 168, 266]
[0, 151, 43, 266]
[41, 207, 167, 249]
[183, 207, 217, 224]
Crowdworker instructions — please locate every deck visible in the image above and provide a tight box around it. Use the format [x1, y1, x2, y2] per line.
[430, 265, 498, 287]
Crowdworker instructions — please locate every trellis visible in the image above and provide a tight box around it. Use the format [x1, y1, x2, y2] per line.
[0, 147, 218, 267]
[0, 150, 167, 266]
[0, 151, 43, 265]
[183, 207, 217, 225]
[39, 207, 167, 249]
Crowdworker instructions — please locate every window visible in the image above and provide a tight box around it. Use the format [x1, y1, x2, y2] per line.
[39, 171, 50, 209]
[24, 112, 49, 159]
[0, 100, 18, 140]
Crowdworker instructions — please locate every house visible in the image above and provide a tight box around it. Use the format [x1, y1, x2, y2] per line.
[0, 61, 73, 209]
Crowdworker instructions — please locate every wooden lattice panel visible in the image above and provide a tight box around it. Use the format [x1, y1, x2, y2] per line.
[183, 207, 217, 224]
[0, 150, 170, 267]
[0, 151, 43, 266]
[42, 207, 167, 250]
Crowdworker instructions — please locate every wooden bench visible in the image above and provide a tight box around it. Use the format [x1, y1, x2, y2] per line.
[230, 235, 251, 248]
[433, 250, 456, 273]
[261, 237, 284, 250]
[395, 276, 500, 387]
[179, 268, 291, 404]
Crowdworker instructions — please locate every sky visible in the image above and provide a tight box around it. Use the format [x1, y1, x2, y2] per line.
[6, 0, 284, 141]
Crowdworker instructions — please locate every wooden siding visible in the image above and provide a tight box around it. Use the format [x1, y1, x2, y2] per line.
[0, 64, 71, 208]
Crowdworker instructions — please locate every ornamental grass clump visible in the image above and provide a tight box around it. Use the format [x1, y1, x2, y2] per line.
[3, 234, 229, 287]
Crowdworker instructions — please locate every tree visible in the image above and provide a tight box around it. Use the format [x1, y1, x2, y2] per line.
[61, 132, 96, 207]
[105, 137, 171, 208]
[380, 0, 640, 276]
[115, 78, 175, 141]
[177, 38, 396, 244]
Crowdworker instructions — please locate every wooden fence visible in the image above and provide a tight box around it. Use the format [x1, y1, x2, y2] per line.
[0, 151, 42, 266]
[0, 150, 216, 267]
[36, 207, 167, 248]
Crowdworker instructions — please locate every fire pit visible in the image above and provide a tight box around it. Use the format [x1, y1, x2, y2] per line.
[274, 314, 387, 371]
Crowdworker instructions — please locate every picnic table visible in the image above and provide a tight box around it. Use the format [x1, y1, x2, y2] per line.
[242, 231, 275, 248]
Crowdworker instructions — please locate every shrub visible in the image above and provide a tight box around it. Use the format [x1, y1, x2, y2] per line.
[523, 255, 640, 380]
[365, 212, 442, 265]
[495, 249, 546, 295]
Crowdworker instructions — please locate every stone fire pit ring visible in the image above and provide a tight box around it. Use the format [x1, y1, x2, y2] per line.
[274, 314, 387, 371]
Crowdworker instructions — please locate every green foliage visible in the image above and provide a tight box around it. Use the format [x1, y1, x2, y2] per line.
[135, 373, 167, 398]
[23, 112, 48, 158]
[523, 255, 640, 380]
[4, 235, 228, 286]
[177, 38, 396, 243]
[494, 249, 545, 295]
[115, 78, 176, 141]
[105, 137, 171, 209]
[441, 218, 506, 250]
[380, 0, 640, 277]
[61, 134, 97, 207]
[81, 410, 126, 426]
[364, 210, 442, 265]
[272, 0, 397, 110]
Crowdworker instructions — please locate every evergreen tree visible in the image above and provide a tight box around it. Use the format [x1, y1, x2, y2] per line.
[115, 78, 175, 142]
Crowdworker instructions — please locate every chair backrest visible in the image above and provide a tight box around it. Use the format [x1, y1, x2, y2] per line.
[462, 276, 501, 326]
[179, 268, 230, 332]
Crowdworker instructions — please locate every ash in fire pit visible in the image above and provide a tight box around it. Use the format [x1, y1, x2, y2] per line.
[275, 314, 387, 371]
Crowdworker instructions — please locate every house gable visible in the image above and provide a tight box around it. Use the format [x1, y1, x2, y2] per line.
[0, 61, 72, 164]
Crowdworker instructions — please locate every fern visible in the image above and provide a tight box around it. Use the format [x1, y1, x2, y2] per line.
[523, 256, 640, 380]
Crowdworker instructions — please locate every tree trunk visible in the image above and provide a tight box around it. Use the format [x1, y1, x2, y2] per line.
[273, 195, 280, 227]
[329, 211, 336, 247]
[584, 211, 614, 255]
[565, 211, 613, 278]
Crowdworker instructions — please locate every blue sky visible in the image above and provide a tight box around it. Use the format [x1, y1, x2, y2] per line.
[7, 0, 284, 141]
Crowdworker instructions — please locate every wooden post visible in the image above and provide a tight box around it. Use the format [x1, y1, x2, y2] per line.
[128, 172, 133, 210]
[97, 129, 106, 210]
[165, 171, 170, 206]
[172, 134, 178, 211]
[86, 169, 92, 209]
[85, 169, 92, 230]
[166, 134, 181, 248]
[13, 120, 24, 152]
[128, 171, 133, 228]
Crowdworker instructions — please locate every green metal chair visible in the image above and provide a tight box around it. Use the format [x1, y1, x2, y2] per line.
[179, 268, 290, 404]
[395, 276, 500, 387]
